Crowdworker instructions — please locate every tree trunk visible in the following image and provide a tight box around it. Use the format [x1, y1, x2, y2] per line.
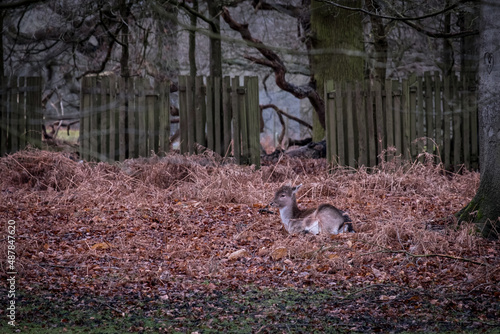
[309, 0, 365, 140]
[208, 0, 222, 78]
[119, 0, 130, 78]
[0, 11, 3, 77]
[366, 0, 388, 84]
[189, 0, 197, 78]
[457, 1, 500, 239]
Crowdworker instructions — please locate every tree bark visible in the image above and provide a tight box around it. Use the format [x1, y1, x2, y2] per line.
[309, 0, 365, 140]
[221, 7, 326, 129]
[119, 0, 130, 78]
[457, 0, 500, 239]
[366, 0, 388, 84]
[189, 0, 197, 78]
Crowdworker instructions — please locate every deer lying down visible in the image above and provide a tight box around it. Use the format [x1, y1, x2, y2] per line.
[270, 184, 354, 235]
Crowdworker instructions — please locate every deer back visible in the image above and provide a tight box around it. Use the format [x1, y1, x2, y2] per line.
[271, 184, 354, 235]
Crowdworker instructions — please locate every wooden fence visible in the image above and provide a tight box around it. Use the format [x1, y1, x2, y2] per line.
[178, 76, 260, 167]
[325, 72, 478, 170]
[0, 76, 43, 157]
[80, 75, 170, 162]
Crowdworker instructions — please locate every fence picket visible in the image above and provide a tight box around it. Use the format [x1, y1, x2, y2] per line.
[325, 74, 478, 170]
[355, 82, 366, 166]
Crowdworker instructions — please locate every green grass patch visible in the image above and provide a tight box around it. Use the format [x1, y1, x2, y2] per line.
[4, 286, 499, 333]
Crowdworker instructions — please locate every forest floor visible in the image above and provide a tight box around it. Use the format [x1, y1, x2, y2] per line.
[0, 149, 499, 333]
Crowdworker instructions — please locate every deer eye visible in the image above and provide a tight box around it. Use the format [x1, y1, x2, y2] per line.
[280, 194, 286, 198]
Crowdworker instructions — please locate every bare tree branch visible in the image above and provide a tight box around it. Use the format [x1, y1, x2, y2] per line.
[0, 0, 48, 9]
[221, 7, 326, 129]
[316, 0, 479, 39]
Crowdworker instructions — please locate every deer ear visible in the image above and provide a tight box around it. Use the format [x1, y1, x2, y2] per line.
[292, 184, 302, 194]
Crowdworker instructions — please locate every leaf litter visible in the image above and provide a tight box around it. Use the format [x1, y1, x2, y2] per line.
[0, 148, 498, 332]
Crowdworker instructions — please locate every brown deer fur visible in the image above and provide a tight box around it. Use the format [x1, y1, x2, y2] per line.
[270, 184, 354, 235]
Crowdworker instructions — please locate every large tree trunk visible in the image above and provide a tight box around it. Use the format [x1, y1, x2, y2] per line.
[457, 1, 500, 239]
[366, 0, 388, 84]
[309, 0, 365, 140]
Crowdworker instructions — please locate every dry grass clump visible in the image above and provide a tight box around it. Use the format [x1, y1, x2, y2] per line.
[0, 148, 83, 191]
[1, 149, 497, 301]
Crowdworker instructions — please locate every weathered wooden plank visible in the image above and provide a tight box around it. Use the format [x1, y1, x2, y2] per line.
[392, 80, 402, 157]
[108, 75, 118, 161]
[462, 75, 471, 169]
[335, 82, 345, 166]
[374, 80, 384, 163]
[195, 76, 207, 150]
[18, 77, 26, 150]
[186, 76, 195, 154]
[325, 80, 337, 165]
[158, 80, 170, 154]
[137, 78, 147, 157]
[89, 76, 99, 161]
[416, 75, 424, 159]
[128, 77, 137, 158]
[0, 77, 7, 156]
[100, 76, 109, 161]
[118, 76, 127, 161]
[245, 76, 260, 168]
[355, 81, 367, 166]
[424, 72, 434, 155]
[345, 83, 355, 167]
[443, 75, 452, 169]
[232, 77, 241, 164]
[146, 80, 157, 154]
[238, 80, 249, 164]
[80, 76, 91, 161]
[10, 77, 19, 153]
[213, 77, 222, 155]
[206, 77, 215, 151]
[452, 74, 461, 168]
[434, 72, 443, 164]
[401, 78, 410, 160]
[469, 78, 478, 169]
[366, 80, 377, 166]
[385, 79, 394, 156]
[222, 76, 232, 156]
[409, 74, 417, 159]
[178, 76, 188, 154]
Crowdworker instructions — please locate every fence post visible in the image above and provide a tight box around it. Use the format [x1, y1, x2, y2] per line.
[373, 80, 384, 163]
[18, 77, 27, 150]
[178, 76, 188, 154]
[238, 79, 249, 164]
[222, 76, 232, 156]
[452, 74, 461, 168]
[157, 80, 170, 154]
[100, 76, 109, 161]
[392, 80, 402, 158]
[385, 79, 394, 158]
[355, 81, 367, 166]
[416, 75, 425, 160]
[231, 77, 241, 164]
[443, 75, 452, 169]
[195, 76, 207, 150]
[10, 77, 19, 153]
[245, 76, 260, 168]
[325, 80, 336, 165]
[213, 77, 223, 155]
[0, 77, 6, 156]
[108, 75, 118, 162]
[118, 76, 127, 161]
[424, 72, 434, 156]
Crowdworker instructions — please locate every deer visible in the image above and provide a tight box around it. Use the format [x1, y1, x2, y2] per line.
[270, 184, 354, 235]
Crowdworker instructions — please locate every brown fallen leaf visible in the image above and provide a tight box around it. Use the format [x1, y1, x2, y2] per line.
[228, 249, 249, 260]
[271, 246, 287, 260]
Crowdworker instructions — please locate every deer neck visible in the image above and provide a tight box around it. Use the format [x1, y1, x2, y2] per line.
[279, 201, 303, 231]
